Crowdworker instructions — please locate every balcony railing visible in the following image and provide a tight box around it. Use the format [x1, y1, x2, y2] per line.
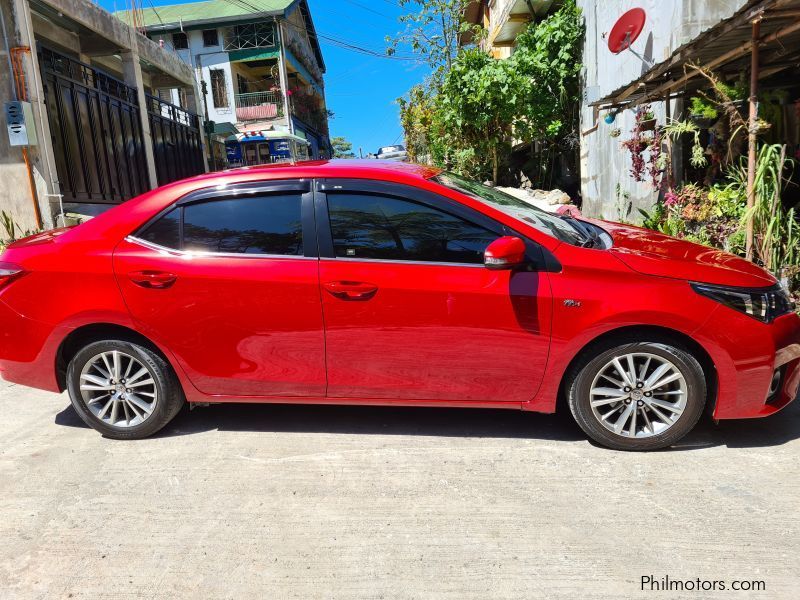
[235, 91, 285, 122]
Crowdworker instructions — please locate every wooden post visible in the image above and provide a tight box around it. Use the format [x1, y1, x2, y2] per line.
[745, 18, 761, 262]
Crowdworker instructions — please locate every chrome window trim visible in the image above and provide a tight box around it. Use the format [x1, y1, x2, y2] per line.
[125, 236, 316, 261]
[319, 256, 485, 269]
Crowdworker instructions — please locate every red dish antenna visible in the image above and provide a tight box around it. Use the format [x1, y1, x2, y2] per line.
[608, 8, 647, 54]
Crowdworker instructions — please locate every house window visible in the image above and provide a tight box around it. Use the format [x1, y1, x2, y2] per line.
[209, 69, 229, 108]
[202, 29, 219, 47]
[172, 32, 188, 50]
[237, 74, 249, 95]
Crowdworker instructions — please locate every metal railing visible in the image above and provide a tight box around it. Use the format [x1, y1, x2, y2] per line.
[234, 91, 285, 122]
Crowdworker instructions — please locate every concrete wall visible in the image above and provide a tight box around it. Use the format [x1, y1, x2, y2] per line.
[577, 0, 748, 220]
[0, 0, 40, 233]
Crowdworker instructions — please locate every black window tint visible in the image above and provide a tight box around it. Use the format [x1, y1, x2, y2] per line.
[183, 194, 303, 255]
[327, 193, 497, 264]
[139, 208, 180, 249]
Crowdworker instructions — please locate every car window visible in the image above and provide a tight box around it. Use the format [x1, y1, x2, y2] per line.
[138, 208, 180, 249]
[137, 194, 303, 255]
[183, 195, 303, 255]
[327, 192, 497, 264]
[434, 172, 585, 246]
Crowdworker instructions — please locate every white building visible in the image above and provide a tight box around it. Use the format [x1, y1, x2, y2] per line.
[117, 0, 331, 166]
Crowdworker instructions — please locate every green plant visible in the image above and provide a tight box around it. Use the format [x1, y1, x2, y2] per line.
[663, 119, 707, 168]
[689, 97, 718, 120]
[331, 136, 356, 159]
[729, 144, 797, 277]
[396, 0, 583, 182]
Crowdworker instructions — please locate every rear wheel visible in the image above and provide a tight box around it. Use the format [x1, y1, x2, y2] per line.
[66, 340, 184, 439]
[567, 340, 707, 451]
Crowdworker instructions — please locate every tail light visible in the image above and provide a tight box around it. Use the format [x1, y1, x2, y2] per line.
[0, 262, 24, 291]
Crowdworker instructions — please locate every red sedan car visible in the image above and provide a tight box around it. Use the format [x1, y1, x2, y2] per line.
[1, 161, 798, 450]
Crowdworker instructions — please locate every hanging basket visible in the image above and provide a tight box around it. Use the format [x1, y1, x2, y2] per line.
[689, 114, 716, 129]
[639, 118, 657, 131]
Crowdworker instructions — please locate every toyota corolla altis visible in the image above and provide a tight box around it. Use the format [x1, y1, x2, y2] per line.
[1, 161, 798, 450]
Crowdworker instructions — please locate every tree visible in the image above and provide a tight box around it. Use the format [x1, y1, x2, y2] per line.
[387, 0, 481, 87]
[435, 49, 527, 183]
[396, 0, 584, 184]
[331, 136, 356, 159]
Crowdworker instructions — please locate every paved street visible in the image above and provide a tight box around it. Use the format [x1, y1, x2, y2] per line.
[1, 379, 798, 599]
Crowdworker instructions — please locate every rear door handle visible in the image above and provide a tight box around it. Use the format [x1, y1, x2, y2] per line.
[128, 270, 178, 289]
[323, 280, 378, 301]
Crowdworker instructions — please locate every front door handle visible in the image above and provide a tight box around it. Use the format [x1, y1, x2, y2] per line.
[323, 281, 378, 301]
[128, 270, 178, 289]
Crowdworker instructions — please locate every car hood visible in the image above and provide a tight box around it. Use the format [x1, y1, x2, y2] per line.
[593, 220, 776, 288]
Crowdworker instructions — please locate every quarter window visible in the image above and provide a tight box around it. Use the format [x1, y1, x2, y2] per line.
[139, 208, 180, 249]
[327, 193, 498, 264]
[137, 195, 303, 255]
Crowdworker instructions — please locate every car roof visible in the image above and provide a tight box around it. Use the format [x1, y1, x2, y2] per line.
[178, 159, 439, 188]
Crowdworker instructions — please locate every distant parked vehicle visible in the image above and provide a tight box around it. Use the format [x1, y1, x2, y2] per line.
[375, 145, 408, 161]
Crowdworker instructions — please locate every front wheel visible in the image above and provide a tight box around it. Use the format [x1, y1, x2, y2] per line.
[66, 340, 184, 439]
[567, 340, 707, 451]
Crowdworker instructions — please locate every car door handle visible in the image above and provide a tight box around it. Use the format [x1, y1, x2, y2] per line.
[128, 270, 178, 289]
[323, 281, 378, 301]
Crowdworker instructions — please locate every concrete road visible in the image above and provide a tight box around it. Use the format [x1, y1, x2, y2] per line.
[1, 380, 798, 599]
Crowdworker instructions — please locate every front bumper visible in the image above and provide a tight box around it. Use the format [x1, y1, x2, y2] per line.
[696, 308, 800, 419]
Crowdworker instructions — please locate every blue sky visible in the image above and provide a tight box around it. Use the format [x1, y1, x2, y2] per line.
[99, 0, 428, 155]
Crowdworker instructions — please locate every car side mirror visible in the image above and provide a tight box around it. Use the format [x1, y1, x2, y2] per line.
[484, 236, 527, 270]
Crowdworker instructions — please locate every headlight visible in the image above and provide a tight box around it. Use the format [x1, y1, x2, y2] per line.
[691, 282, 795, 323]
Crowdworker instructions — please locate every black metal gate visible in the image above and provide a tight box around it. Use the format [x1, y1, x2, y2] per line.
[40, 47, 149, 204]
[146, 94, 205, 186]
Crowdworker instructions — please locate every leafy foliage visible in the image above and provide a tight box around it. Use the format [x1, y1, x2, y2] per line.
[396, 0, 584, 183]
[387, 0, 482, 86]
[331, 136, 356, 159]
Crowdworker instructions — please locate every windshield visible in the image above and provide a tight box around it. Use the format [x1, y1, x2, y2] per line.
[433, 172, 586, 246]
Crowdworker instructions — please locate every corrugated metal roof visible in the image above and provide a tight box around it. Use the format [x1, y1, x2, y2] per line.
[594, 0, 800, 108]
[116, 0, 295, 29]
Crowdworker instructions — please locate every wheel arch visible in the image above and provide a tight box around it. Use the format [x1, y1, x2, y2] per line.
[556, 324, 718, 415]
[56, 323, 175, 392]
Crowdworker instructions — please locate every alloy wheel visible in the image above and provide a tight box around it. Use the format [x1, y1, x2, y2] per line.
[589, 352, 688, 438]
[79, 350, 158, 428]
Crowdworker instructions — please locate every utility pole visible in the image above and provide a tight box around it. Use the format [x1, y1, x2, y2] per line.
[745, 17, 761, 262]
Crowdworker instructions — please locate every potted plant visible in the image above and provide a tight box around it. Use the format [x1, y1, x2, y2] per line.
[639, 109, 657, 131]
[609, 127, 621, 138]
[689, 96, 718, 128]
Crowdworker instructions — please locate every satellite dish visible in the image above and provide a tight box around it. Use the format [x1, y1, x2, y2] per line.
[608, 8, 646, 54]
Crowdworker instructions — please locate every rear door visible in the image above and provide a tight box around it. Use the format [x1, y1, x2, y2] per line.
[315, 179, 553, 404]
[113, 180, 326, 398]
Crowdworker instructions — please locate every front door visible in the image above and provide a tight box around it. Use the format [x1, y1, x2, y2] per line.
[315, 180, 552, 404]
[113, 181, 325, 398]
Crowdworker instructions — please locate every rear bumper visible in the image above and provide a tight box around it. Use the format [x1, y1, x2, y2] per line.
[696, 309, 800, 419]
[0, 298, 62, 393]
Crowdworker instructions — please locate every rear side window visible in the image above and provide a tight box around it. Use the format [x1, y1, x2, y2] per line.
[137, 194, 303, 255]
[139, 208, 180, 249]
[327, 193, 497, 264]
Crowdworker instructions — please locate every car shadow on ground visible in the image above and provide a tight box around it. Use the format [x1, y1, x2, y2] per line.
[54, 397, 800, 450]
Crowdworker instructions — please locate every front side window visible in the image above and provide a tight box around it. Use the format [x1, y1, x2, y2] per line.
[327, 193, 497, 264]
[209, 69, 229, 108]
[434, 172, 586, 246]
[137, 194, 303, 256]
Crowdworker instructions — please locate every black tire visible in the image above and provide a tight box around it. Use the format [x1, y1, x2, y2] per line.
[566, 339, 707, 451]
[66, 339, 184, 439]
